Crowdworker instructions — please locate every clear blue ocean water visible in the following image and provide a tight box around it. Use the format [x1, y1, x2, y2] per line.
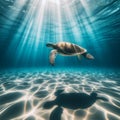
[0, 0, 120, 68]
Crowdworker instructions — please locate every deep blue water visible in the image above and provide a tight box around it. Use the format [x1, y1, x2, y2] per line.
[0, 0, 120, 68]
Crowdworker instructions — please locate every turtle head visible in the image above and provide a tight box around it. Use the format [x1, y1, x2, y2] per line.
[46, 43, 57, 49]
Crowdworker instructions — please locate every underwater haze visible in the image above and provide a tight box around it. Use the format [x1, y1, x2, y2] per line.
[0, 0, 120, 120]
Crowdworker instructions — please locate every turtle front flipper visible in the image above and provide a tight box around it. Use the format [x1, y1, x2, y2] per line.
[49, 50, 57, 66]
[50, 107, 63, 120]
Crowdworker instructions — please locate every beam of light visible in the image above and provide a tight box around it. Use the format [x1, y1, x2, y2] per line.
[3, 0, 118, 67]
[62, 0, 83, 44]
[79, 0, 97, 39]
[6, 0, 47, 66]
[79, 0, 104, 61]
[5, 0, 31, 58]
[32, 0, 46, 64]
[6, 0, 37, 65]
[6, 0, 82, 66]
[18, 0, 46, 66]
[6, 0, 28, 26]
[57, 3, 63, 41]
[49, 0, 60, 4]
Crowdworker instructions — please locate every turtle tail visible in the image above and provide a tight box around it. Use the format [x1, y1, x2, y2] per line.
[50, 107, 63, 120]
[43, 101, 55, 109]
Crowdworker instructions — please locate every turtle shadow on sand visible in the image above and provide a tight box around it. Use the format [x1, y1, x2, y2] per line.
[43, 90, 108, 120]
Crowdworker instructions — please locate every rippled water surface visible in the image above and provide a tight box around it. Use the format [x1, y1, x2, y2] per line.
[0, 70, 120, 120]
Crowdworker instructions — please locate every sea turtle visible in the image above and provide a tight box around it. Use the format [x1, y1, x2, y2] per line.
[43, 90, 108, 120]
[46, 42, 94, 65]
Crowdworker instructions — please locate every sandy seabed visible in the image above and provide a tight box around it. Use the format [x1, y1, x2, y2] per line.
[0, 70, 120, 120]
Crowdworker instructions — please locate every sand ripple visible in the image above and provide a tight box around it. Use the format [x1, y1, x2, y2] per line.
[0, 70, 120, 120]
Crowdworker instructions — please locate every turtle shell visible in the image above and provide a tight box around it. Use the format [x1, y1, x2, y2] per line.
[56, 42, 86, 55]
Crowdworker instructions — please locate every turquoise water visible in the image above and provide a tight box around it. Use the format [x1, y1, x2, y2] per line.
[0, 0, 120, 68]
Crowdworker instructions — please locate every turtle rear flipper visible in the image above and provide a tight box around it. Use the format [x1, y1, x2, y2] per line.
[82, 53, 94, 60]
[50, 107, 63, 120]
[55, 90, 64, 96]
